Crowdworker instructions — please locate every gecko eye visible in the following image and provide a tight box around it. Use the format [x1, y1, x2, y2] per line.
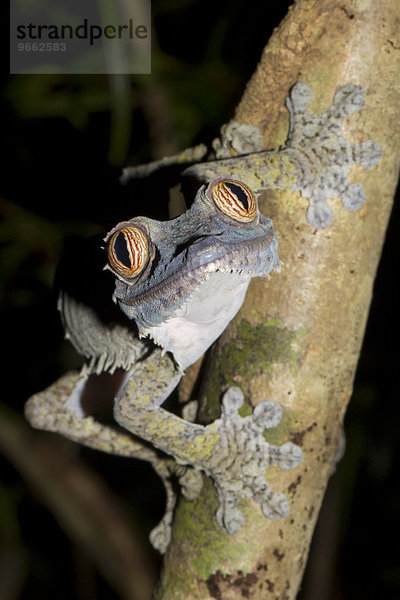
[211, 179, 257, 223]
[107, 226, 149, 278]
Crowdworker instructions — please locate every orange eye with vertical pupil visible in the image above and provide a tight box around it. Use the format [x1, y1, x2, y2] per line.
[107, 226, 149, 278]
[211, 179, 257, 222]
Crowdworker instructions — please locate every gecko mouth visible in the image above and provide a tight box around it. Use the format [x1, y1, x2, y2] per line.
[115, 227, 279, 315]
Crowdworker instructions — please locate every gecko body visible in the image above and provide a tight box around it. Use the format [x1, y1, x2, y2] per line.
[25, 83, 382, 552]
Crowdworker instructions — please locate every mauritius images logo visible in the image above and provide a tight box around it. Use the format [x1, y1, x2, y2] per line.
[10, 0, 151, 74]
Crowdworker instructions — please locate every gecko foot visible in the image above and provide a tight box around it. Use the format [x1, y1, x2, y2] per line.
[204, 387, 303, 534]
[114, 374, 302, 537]
[286, 82, 383, 228]
[25, 370, 183, 554]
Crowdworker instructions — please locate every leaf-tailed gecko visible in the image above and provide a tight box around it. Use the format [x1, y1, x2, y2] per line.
[25, 83, 382, 552]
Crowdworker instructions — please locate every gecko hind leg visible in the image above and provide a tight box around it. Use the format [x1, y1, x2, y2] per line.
[285, 82, 383, 228]
[25, 370, 181, 553]
[182, 83, 383, 229]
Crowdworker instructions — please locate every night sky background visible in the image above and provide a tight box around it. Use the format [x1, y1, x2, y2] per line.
[1, 1, 399, 599]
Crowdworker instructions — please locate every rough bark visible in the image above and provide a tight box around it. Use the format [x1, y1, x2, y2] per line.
[155, 1, 400, 598]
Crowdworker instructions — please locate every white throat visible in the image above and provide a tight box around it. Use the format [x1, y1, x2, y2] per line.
[142, 272, 251, 370]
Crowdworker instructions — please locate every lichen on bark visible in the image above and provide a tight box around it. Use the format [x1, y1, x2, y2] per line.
[156, 1, 400, 598]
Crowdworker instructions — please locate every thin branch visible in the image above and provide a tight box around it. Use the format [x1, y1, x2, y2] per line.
[0, 406, 156, 600]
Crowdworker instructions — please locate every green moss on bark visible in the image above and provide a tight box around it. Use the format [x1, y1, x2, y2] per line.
[199, 317, 308, 422]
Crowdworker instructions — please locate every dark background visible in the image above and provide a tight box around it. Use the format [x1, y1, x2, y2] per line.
[1, 1, 399, 598]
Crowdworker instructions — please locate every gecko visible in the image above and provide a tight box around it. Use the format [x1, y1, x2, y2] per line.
[25, 83, 382, 553]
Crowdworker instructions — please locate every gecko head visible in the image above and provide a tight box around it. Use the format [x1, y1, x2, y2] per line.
[103, 177, 280, 368]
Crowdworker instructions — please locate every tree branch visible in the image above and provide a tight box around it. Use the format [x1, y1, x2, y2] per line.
[0, 406, 156, 600]
[156, 1, 400, 598]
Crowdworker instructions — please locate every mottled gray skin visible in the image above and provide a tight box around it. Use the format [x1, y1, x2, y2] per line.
[124, 83, 383, 228]
[25, 83, 382, 552]
[26, 175, 296, 552]
[105, 178, 280, 370]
